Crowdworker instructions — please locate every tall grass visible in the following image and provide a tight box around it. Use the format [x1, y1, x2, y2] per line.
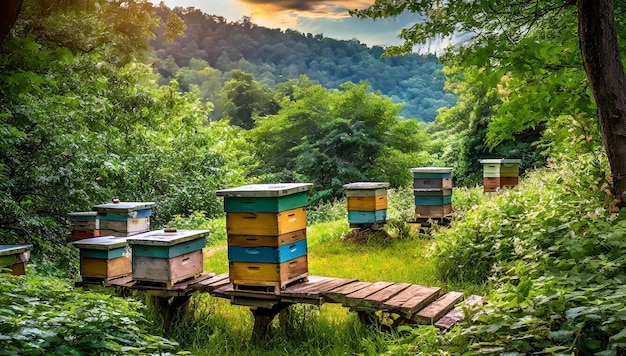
[158, 188, 487, 355]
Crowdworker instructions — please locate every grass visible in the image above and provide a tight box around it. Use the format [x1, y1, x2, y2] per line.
[166, 208, 487, 355]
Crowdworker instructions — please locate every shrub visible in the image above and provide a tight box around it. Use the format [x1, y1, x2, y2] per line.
[0, 275, 182, 355]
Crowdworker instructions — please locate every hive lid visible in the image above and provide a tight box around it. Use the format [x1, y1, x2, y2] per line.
[343, 182, 390, 189]
[215, 183, 313, 197]
[410, 167, 453, 173]
[67, 211, 98, 221]
[92, 201, 155, 213]
[479, 159, 522, 164]
[0, 244, 32, 256]
[72, 236, 128, 250]
[127, 229, 210, 246]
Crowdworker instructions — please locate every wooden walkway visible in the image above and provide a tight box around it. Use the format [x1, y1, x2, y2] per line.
[87, 272, 481, 339]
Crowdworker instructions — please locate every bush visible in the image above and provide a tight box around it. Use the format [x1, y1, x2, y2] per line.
[0, 275, 183, 355]
[398, 154, 626, 354]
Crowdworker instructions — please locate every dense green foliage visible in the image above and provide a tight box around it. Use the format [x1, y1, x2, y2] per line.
[0, 1, 234, 274]
[251, 78, 431, 203]
[2, 1, 626, 355]
[0, 274, 182, 354]
[150, 6, 456, 122]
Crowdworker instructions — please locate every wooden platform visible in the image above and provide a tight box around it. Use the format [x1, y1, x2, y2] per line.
[102, 272, 479, 330]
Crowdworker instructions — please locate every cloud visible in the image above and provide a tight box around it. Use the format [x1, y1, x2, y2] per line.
[239, 0, 373, 19]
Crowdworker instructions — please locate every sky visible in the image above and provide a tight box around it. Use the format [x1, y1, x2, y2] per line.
[149, 0, 419, 48]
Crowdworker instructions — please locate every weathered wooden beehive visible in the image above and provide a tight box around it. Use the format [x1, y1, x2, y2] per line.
[480, 159, 521, 192]
[0, 245, 32, 275]
[127, 229, 208, 287]
[216, 183, 312, 293]
[411, 167, 453, 220]
[72, 236, 131, 282]
[343, 182, 390, 228]
[93, 200, 155, 237]
[67, 211, 99, 241]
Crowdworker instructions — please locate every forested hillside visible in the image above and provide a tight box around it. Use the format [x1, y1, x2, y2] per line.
[149, 5, 456, 122]
[2, 0, 626, 355]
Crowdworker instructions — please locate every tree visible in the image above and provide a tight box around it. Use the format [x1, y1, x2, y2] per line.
[220, 70, 274, 129]
[251, 77, 431, 203]
[353, 0, 626, 208]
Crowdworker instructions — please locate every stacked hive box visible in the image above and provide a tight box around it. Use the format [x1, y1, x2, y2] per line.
[67, 211, 99, 241]
[72, 236, 132, 282]
[343, 182, 390, 228]
[480, 159, 521, 192]
[0, 245, 32, 275]
[411, 167, 453, 219]
[93, 200, 155, 237]
[127, 229, 208, 287]
[216, 183, 312, 293]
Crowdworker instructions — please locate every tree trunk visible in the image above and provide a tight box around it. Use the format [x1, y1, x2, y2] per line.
[578, 0, 626, 208]
[0, 0, 23, 43]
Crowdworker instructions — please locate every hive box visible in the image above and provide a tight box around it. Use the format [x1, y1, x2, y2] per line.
[411, 167, 453, 189]
[226, 208, 306, 236]
[67, 212, 99, 241]
[411, 167, 454, 220]
[229, 255, 309, 291]
[480, 159, 521, 192]
[228, 238, 307, 264]
[72, 236, 131, 281]
[344, 182, 390, 226]
[216, 183, 312, 292]
[0, 245, 32, 275]
[414, 204, 453, 218]
[127, 229, 208, 287]
[93, 201, 155, 236]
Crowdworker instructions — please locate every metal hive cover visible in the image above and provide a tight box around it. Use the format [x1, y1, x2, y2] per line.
[343, 182, 390, 189]
[215, 183, 313, 197]
[127, 229, 210, 246]
[0, 245, 32, 256]
[410, 167, 454, 173]
[72, 236, 128, 250]
[479, 159, 522, 164]
[92, 201, 155, 213]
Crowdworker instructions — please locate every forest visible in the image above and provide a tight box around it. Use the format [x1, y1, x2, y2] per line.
[1, 0, 625, 355]
[149, 5, 456, 122]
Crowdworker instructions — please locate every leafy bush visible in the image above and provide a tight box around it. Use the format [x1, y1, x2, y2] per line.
[0, 275, 182, 355]
[396, 154, 626, 354]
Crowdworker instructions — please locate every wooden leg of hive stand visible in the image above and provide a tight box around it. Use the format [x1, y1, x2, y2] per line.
[250, 303, 291, 342]
[153, 295, 191, 332]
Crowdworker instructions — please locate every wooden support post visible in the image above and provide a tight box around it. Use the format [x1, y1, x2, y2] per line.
[250, 303, 291, 342]
[357, 310, 378, 326]
[152, 295, 191, 332]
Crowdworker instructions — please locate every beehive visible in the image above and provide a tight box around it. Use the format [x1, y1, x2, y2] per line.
[480, 159, 521, 192]
[0, 245, 32, 275]
[67, 211, 99, 241]
[216, 183, 312, 293]
[344, 182, 390, 228]
[72, 236, 131, 281]
[411, 168, 453, 219]
[93, 200, 155, 237]
[127, 229, 208, 287]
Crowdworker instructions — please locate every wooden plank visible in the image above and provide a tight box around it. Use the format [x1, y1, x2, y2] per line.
[293, 278, 358, 297]
[279, 276, 330, 293]
[324, 281, 372, 303]
[434, 295, 483, 331]
[413, 291, 464, 324]
[381, 285, 441, 314]
[342, 281, 394, 308]
[359, 283, 412, 309]
[190, 272, 230, 292]
[281, 277, 356, 299]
